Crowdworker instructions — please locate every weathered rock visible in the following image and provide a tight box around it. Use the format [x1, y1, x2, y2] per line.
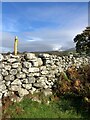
[11, 79, 22, 85]
[33, 82, 46, 88]
[22, 78, 28, 84]
[17, 67, 21, 72]
[22, 68, 28, 74]
[10, 54, 20, 58]
[16, 72, 26, 79]
[0, 93, 2, 99]
[3, 91, 13, 97]
[5, 81, 11, 87]
[0, 63, 4, 69]
[23, 62, 32, 68]
[25, 53, 36, 60]
[31, 97, 41, 103]
[0, 74, 3, 81]
[10, 85, 21, 91]
[1, 69, 8, 76]
[37, 77, 47, 82]
[0, 54, 3, 61]
[10, 69, 17, 75]
[40, 66, 46, 71]
[22, 84, 32, 90]
[32, 61, 39, 67]
[4, 65, 11, 71]
[32, 73, 40, 77]
[29, 67, 39, 72]
[2, 83, 6, 91]
[12, 63, 21, 68]
[18, 88, 29, 97]
[39, 53, 50, 58]
[29, 87, 36, 94]
[37, 58, 43, 66]
[28, 77, 36, 84]
[41, 70, 48, 75]
[2, 89, 8, 94]
[42, 89, 52, 96]
[7, 58, 17, 63]
[5, 75, 15, 81]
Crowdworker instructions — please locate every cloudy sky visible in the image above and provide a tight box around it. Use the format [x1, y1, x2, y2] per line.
[1, 2, 88, 52]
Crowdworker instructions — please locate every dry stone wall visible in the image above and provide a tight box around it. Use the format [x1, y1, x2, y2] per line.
[0, 53, 90, 100]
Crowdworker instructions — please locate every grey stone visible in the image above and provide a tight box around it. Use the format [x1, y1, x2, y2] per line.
[23, 62, 32, 68]
[5, 81, 11, 87]
[4, 65, 11, 71]
[40, 66, 46, 71]
[11, 79, 22, 85]
[42, 89, 52, 96]
[10, 54, 20, 58]
[29, 67, 39, 72]
[16, 72, 26, 79]
[37, 77, 47, 82]
[7, 58, 17, 63]
[0, 54, 3, 61]
[8, 85, 21, 91]
[2, 83, 6, 91]
[0, 74, 3, 81]
[32, 61, 39, 67]
[28, 77, 35, 84]
[12, 63, 21, 68]
[3, 91, 11, 97]
[22, 78, 28, 84]
[39, 53, 50, 58]
[1, 69, 8, 76]
[25, 53, 36, 60]
[10, 85, 21, 91]
[18, 88, 29, 97]
[5, 75, 15, 81]
[32, 73, 40, 77]
[0, 63, 4, 69]
[31, 97, 41, 103]
[41, 70, 48, 75]
[0, 93, 2, 99]
[17, 67, 21, 72]
[22, 68, 28, 74]
[33, 82, 46, 88]
[37, 58, 43, 66]
[10, 69, 17, 75]
[2, 89, 8, 94]
[22, 84, 32, 90]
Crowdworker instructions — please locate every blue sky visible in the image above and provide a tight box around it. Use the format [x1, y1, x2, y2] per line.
[1, 2, 88, 52]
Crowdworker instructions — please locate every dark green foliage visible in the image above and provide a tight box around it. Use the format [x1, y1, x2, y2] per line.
[74, 28, 90, 54]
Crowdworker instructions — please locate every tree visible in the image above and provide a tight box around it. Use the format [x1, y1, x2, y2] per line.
[74, 27, 90, 54]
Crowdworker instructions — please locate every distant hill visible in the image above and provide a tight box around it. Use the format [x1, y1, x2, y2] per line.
[2, 47, 76, 56]
[66, 47, 76, 52]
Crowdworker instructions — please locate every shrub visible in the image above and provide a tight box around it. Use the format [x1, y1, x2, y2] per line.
[53, 65, 90, 105]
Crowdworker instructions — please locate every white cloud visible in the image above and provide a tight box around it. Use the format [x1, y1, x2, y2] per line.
[1, 26, 85, 53]
[26, 37, 43, 42]
[1, 2, 88, 53]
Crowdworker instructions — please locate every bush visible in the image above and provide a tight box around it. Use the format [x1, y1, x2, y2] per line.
[53, 65, 90, 105]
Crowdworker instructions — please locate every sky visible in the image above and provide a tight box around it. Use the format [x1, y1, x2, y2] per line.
[2, 0, 90, 2]
[1, 2, 88, 52]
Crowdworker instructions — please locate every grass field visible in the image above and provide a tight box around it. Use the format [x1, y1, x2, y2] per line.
[2, 94, 90, 119]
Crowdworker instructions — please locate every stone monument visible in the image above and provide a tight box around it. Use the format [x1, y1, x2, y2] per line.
[14, 36, 18, 55]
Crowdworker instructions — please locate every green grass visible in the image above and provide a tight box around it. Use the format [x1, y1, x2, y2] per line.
[3, 95, 89, 119]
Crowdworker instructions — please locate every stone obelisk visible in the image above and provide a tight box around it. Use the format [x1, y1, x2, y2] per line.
[14, 36, 18, 56]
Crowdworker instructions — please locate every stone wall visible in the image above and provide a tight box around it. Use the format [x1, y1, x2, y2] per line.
[0, 53, 90, 100]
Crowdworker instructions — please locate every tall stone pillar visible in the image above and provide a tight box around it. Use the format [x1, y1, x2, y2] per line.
[14, 36, 18, 56]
